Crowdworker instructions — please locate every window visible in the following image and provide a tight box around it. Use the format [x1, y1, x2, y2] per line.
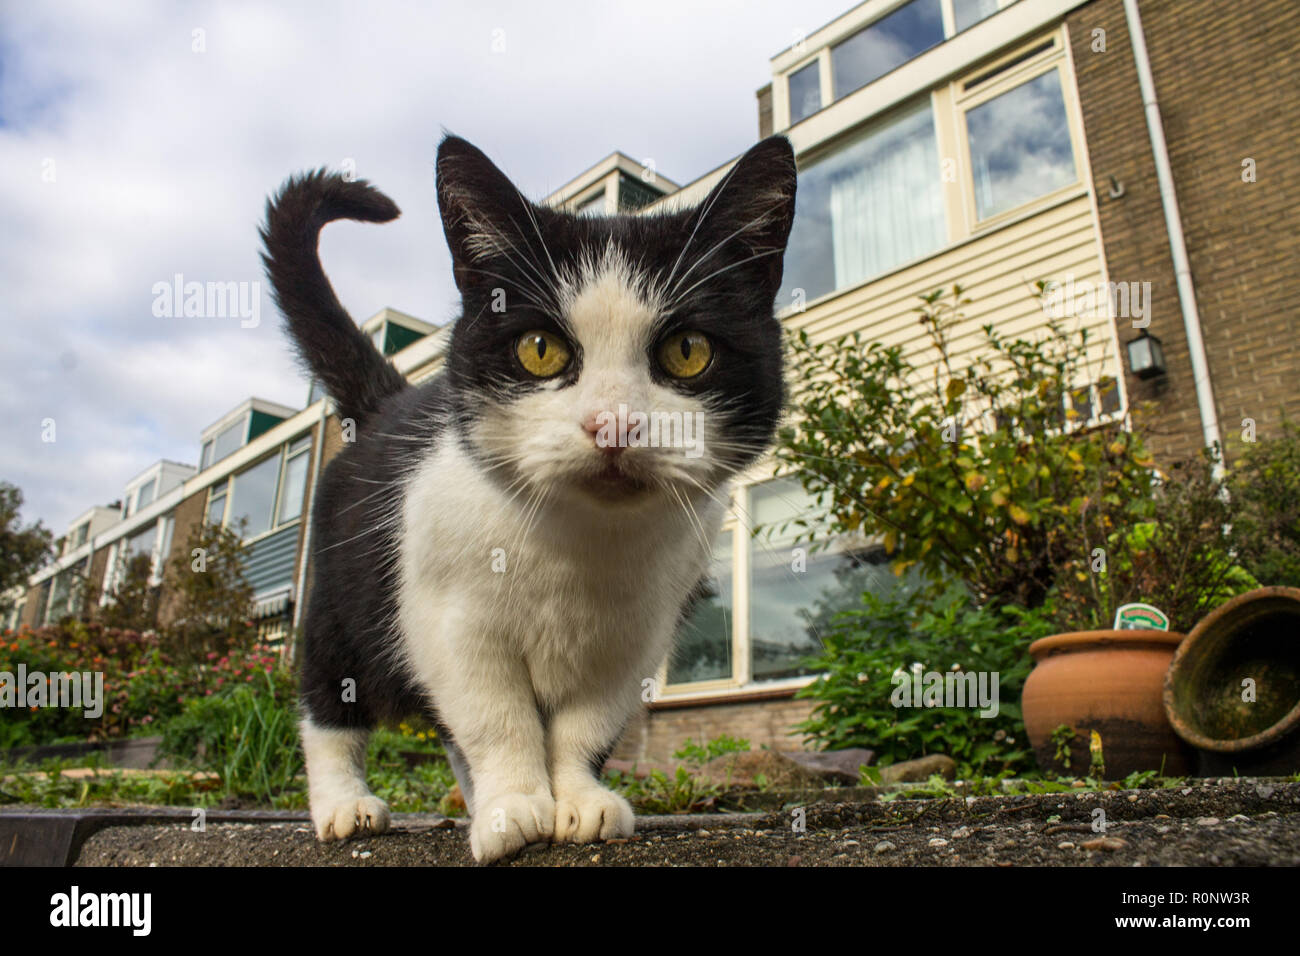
[788, 61, 822, 124]
[964, 67, 1076, 221]
[953, 0, 1000, 31]
[832, 0, 945, 100]
[213, 437, 312, 540]
[210, 417, 247, 465]
[136, 479, 156, 511]
[781, 97, 945, 303]
[666, 478, 915, 691]
[71, 522, 89, 549]
[227, 454, 281, 538]
[668, 531, 734, 685]
[307, 378, 328, 406]
[207, 480, 229, 526]
[201, 440, 214, 470]
[126, 525, 156, 559]
[576, 190, 606, 216]
[277, 438, 312, 525]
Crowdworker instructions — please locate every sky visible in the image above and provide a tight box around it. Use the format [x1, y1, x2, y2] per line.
[0, 0, 854, 534]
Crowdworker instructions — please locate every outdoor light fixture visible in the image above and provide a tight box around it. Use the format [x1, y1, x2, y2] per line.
[1126, 330, 1166, 379]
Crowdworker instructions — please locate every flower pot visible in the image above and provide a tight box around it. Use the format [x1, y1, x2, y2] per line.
[1163, 587, 1300, 777]
[1022, 630, 1191, 777]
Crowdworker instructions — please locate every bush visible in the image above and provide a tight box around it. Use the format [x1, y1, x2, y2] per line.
[1229, 420, 1300, 588]
[157, 668, 301, 805]
[777, 284, 1159, 612]
[795, 588, 1056, 778]
[0, 622, 285, 748]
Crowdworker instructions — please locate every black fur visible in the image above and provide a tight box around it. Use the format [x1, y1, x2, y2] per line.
[261, 134, 796, 738]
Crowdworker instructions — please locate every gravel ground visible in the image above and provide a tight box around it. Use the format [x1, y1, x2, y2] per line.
[71, 777, 1300, 866]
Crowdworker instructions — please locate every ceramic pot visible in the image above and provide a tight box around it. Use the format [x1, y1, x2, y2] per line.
[1023, 629, 1191, 777]
[1164, 587, 1300, 776]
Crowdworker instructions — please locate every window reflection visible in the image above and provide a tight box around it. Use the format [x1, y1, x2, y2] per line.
[832, 0, 944, 99]
[966, 68, 1076, 220]
[788, 61, 822, 124]
[668, 530, 733, 685]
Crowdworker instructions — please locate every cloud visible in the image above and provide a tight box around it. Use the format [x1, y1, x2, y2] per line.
[0, 0, 849, 531]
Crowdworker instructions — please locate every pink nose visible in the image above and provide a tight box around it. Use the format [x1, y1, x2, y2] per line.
[581, 412, 624, 455]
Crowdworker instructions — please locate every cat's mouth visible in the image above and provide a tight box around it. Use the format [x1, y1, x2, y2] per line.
[580, 459, 652, 500]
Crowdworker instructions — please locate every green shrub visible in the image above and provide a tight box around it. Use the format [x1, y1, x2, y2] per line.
[672, 734, 751, 766]
[1229, 420, 1300, 588]
[795, 588, 1055, 777]
[157, 669, 301, 805]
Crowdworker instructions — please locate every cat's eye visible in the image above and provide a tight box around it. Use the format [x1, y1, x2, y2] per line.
[657, 331, 712, 379]
[515, 330, 572, 378]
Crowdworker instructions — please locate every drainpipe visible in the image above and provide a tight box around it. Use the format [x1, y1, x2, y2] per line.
[289, 398, 330, 661]
[1121, 0, 1222, 455]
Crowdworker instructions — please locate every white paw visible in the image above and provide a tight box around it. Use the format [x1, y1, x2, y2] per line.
[554, 787, 634, 845]
[469, 792, 556, 863]
[312, 794, 391, 842]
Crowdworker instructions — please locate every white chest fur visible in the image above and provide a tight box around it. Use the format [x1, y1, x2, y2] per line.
[396, 437, 723, 709]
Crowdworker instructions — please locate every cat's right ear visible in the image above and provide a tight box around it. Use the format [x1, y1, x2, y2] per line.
[436, 135, 533, 293]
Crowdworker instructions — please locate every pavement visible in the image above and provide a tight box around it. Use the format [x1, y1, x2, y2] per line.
[49, 777, 1300, 867]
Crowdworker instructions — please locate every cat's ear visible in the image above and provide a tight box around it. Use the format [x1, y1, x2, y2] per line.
[684, 135, 798, 298]
[436, 135, 534, 293]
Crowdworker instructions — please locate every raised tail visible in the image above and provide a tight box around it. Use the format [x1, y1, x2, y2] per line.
[260, 170, 407, 425]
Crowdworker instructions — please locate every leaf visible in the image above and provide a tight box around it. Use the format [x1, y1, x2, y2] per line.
[1008, 504, 1031, 526]
[965, 472, 987, 493]
[883, 529, 898, 554]
[946, 378, 967, 401]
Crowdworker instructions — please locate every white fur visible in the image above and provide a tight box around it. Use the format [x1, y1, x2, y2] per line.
[301, 718, 391, 840]
[394, 256, 726, 862]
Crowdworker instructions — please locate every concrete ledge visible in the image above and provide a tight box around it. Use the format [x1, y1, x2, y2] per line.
[9, 778, 1293, 867]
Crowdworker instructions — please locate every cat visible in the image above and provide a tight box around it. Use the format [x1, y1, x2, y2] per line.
[260, 133, 796, 862]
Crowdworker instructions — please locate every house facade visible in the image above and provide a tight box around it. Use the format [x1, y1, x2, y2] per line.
[8, 0, 1295, 764]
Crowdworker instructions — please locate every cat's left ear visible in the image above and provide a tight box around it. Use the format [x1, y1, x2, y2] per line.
[685, 135, 798, 298]
[436, 134, 535, 293]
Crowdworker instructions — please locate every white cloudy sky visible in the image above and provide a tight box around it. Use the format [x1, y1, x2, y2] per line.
[0, 0, 854, 533]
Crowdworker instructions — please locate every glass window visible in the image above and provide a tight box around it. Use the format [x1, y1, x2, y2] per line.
[277, 450, 310, 525]
[749, 479, 907, 682]
[206, 480, 229, 526]
[228, 455, 281, 538]
[307, 379, 328, 406]
[966, 68, 1076, 220]
[576, 191, 606, 216]
[832, 0, 944, 100]
[126, 525, 155, 559]
[788, 61, 822, 124]
[200, 440, 213, 470]
[71, 522, 88, 549]
[136, 479, 156, 510]
[1098, 377, 1121, 416]
[954, 0, 1000, 32]
[781, 98, 945, 303]
[211, 417, 247, 464]
[668, 531, 734, 685]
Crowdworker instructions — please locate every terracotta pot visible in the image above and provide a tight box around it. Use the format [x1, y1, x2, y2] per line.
[1022, 630, 1191, 777]
[1164, 586, 1300, 776]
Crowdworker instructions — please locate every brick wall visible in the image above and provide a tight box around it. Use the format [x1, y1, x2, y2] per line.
[155, 487, 209, 627]
[1067, 0, 1300, 462]
[611, 693, 816, 765]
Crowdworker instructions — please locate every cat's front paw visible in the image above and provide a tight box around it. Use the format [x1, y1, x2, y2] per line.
[312, 794, 391, 841]
[469, 792, 556, 863]
[554, 786, 634, 845]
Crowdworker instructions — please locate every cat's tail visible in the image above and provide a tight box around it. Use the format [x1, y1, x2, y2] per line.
[260, 170, 407, 425]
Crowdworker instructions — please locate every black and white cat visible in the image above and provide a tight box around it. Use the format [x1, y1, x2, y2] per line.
[260, 134, 796, 862]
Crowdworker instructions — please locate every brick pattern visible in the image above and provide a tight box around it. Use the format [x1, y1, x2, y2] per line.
[611, 694, 816, 764]
[154, 487, 208, 627]
[1068, 0, 1300, 462]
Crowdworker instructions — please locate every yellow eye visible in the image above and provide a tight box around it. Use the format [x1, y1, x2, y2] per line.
[657, 331, 712, 379]
[515, 330, 572, 378]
